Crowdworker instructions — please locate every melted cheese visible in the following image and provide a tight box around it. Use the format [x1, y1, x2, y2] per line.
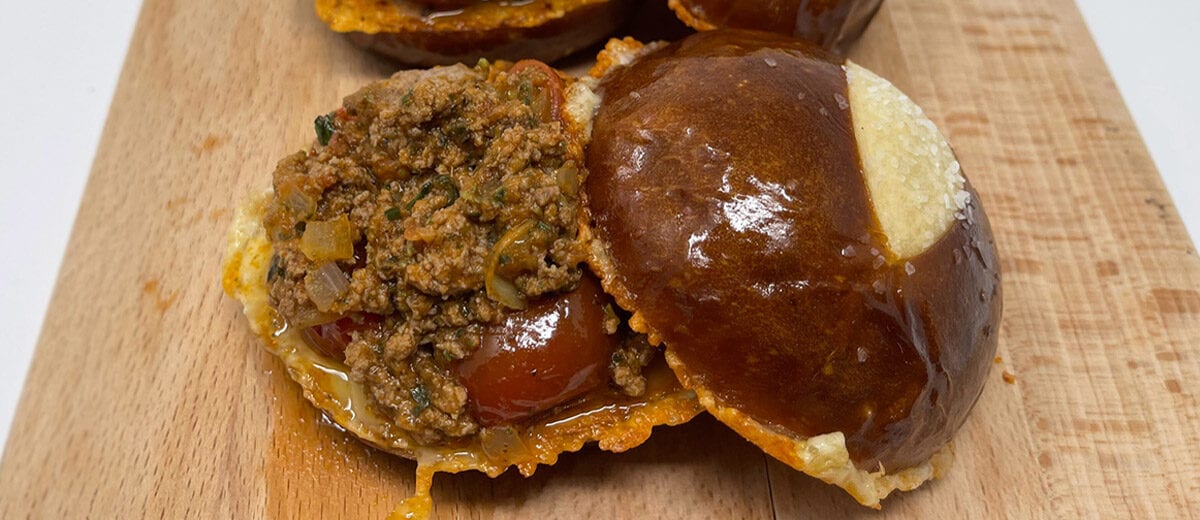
[222, 195, 702, 517]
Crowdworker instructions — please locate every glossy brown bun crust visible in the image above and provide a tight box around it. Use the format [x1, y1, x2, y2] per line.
[317, 0, 638, 66]
[668, 0, 883, 52]
[584, 29, 1001, 475]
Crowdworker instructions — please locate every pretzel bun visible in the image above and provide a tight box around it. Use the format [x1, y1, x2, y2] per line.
[667, 0, 884, 52]
[583, 30, 1002, 507]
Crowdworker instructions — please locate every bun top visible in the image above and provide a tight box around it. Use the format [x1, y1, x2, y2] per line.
[584, 30, 1001, 472]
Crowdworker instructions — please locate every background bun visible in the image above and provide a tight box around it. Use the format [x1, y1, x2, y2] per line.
[667, 0, 883, 52]
[583, 30, 1001, 506]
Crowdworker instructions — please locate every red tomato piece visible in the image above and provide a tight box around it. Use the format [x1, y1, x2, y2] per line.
[454, 275, 618, 426]
[300, 313, 383, 361]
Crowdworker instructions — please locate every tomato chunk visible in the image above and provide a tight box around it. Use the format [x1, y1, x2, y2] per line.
[300, 313, 382, 361]
[454, 275, 618, 426]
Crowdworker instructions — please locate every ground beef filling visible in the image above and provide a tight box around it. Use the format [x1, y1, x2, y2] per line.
[261, 63, 648, 444]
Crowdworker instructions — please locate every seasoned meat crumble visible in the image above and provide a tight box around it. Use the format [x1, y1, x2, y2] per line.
[261, 62, 648, 443]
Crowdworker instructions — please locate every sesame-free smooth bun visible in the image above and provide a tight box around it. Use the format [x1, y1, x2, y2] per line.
[316, 0, 638, 66]
[667, 0, 883, 51]
[584, 30, 1001, 506]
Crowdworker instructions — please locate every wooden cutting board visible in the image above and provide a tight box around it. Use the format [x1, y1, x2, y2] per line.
[2, 0, 1198, 517]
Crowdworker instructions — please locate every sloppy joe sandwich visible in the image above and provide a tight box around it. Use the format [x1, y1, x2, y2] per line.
[222, 59, 702, 516]
[225, 26, 1003, 514]
[584, 30, 1002, 507]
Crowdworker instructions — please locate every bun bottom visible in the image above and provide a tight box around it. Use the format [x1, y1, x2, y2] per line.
[346, 0, 636, 66]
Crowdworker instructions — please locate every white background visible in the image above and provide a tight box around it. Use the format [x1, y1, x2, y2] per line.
[1, 1, 1197, 453]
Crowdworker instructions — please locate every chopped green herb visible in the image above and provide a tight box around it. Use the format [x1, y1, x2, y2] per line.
[448, 122, 469, 142]
[519, 79, 534, 106]
[314, 113, 336, 146]
[384, 207, 402, 221]
[493, 188, 506, 202]
[405, 181, 435, 211]
[535, 220, 554, 234]
[602, 303, 618, 327]
[433, 175, 458, 204]
[611, 352, 626, 367]
[410, 385, 431, 415]
[498, 254, 510, 265]
[405, 175, 459, 211]
[401, 90, 414, 106]
[266, 254, 285, 282]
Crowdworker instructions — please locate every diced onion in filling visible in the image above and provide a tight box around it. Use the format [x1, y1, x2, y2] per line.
[288, 305, 338, 330]
[484, 219, 538, 310]
[300, 215, 355, 262]
[556, 162, 580, 197]
[305, 262, 350, 311]
[487, 276, 526, 311]
[280, 184, 316, 219]
[479, 426, 529, 462]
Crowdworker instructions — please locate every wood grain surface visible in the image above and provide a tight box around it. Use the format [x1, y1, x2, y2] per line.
[2, 0, 1199, 518]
